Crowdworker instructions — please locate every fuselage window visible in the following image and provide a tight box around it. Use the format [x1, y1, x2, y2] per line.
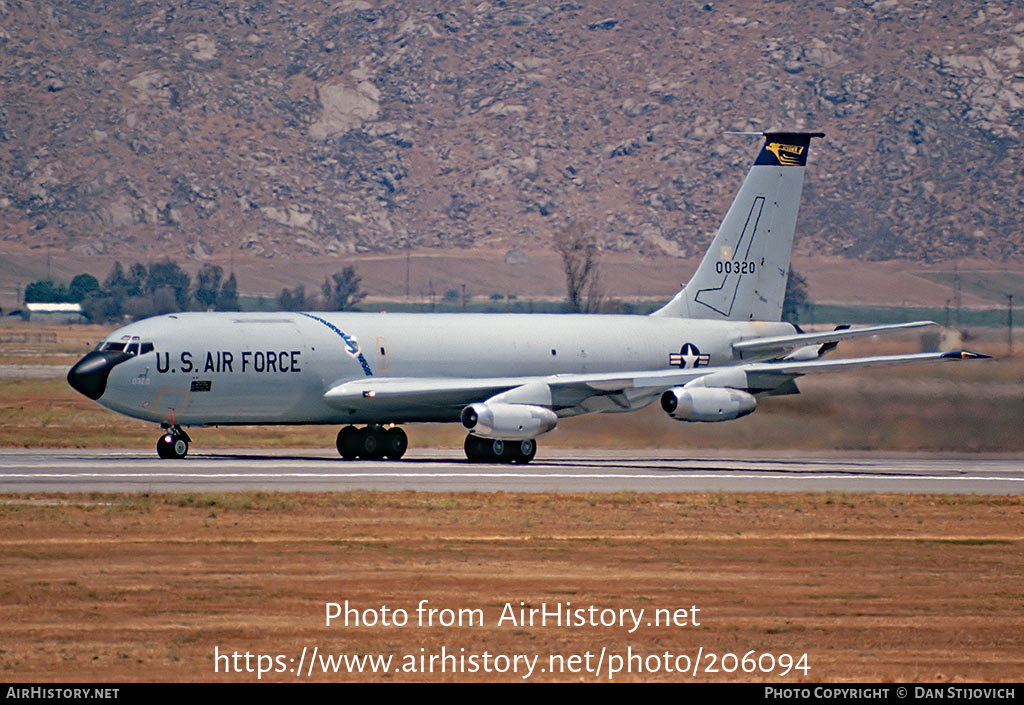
[140, 342, 154, 354]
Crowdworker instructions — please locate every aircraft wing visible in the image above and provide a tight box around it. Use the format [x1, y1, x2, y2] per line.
[322, 350, 987, 418]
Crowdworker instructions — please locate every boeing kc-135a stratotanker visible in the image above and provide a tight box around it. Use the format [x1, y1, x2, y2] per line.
[67, 132, 987, 462]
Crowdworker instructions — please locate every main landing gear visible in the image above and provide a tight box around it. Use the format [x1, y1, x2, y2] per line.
[464, 435, 537, 464]
[156, 426, 191, 459]
[336, 425, 408, 460]
[332, 425, 538, 464]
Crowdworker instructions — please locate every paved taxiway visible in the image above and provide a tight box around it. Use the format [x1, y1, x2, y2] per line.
[1, 448, 1022, 493]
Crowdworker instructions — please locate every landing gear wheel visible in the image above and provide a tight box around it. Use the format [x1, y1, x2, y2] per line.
[489, 439, 509, 463]
[382, 427, 408, 460]
[511, 438, 537, 464]
[337, 425, 361, 459]
[465, 434, 494, 462]
[156, 429, 189, 459]
[465, 434, 484, 462]
[359, 426, 385, 460]
[337, 425, 407, 460]
[464, 435, 536, 463]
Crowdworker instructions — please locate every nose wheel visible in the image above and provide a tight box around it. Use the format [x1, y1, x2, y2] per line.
[157, 426, 191, 459]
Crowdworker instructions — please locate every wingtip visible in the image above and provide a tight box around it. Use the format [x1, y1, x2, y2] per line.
[940, 350, 991, 360]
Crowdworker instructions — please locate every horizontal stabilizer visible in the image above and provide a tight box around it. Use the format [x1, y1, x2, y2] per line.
[732, 321, 936, 355]
[740, 350, 989, 376]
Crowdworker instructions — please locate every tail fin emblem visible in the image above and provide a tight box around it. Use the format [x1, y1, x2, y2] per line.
[765, 142, 805, 166]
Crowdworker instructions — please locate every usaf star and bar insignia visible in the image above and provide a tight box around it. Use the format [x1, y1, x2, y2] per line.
[669, 343, 710, 369]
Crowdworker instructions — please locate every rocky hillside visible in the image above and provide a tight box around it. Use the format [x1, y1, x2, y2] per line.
[2, 0, 1022, 264]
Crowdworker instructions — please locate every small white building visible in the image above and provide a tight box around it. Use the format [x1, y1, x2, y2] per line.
[25, 303, 86, 324]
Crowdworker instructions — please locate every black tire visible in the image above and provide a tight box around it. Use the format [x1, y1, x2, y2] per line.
[337, 425, 361, 459]
[382, 427, 408, 460]
[511, 439, 537, 464]
[464, 435, 528, 463]
[156, 433, 188, 459]
[464, 434, 486, 462]
[360, 427, 385, 460]
[489, 438, 511, 463]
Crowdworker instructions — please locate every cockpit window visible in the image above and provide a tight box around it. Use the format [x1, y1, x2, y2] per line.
[97, 339, 155, 356]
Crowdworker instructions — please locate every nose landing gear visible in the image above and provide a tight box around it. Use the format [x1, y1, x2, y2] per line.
[156, 426, 191, 459]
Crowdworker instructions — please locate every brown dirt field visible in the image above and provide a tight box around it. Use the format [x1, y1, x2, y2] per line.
[1, 493, 1022, 683]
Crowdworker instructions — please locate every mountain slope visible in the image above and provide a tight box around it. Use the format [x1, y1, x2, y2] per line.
[2, 0, 1022, 263]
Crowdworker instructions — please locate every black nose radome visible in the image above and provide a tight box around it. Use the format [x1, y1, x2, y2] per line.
[67, 351, 130, 400]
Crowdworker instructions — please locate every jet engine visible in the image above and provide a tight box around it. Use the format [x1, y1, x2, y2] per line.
[660, 387, 756, 422]
[460, 403, 558, 440]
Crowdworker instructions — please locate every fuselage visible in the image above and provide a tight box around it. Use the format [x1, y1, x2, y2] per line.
[73, 311, 795, 427]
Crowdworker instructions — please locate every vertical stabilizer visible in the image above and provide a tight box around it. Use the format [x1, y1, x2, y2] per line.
[653, 132, 824, 321]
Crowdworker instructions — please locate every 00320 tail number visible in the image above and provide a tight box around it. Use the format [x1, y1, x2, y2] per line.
[715, 260, 757, 275]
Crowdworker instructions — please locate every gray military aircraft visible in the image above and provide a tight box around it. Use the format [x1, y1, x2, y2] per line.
[67, 132, 987, 462]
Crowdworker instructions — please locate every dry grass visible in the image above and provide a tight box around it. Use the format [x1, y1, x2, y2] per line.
[0, 492, 1021, 682]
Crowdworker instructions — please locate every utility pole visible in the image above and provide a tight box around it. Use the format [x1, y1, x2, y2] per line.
[953, 264, 962, 328]
[1009, 294, 1014, 357]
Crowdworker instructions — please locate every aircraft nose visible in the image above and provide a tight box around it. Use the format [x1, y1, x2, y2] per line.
[67, 351, 130, 400]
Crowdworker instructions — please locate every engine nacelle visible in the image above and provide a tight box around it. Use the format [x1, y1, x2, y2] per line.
[460, 403, 558, 440]
[660, 386, 756, 422]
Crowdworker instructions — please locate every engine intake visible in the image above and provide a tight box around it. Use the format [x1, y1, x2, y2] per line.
[660, 386, 756, 422]
[461, 402, 558, 440]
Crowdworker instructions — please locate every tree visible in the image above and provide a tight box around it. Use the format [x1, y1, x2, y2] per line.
[322, 267, 366, 311]
[278, 285, 307, 311]
[782, 268, 809, 321]
[81, 290, 119, 323]
[68, 274, 100, 303]
[194, 263, 223, 310]
[104, 261, 143, 298]
[104, 261, 127, 292]
[96, 261, 142, 321]
[24, 280, 68, 303]
[553, 221, 601, 312]
[217, 273, 240, 311]
[127, 263, 147, 297]
[145, 259, 190, 310]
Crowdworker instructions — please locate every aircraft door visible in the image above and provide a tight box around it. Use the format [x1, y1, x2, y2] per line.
[375, 336, 390, 373]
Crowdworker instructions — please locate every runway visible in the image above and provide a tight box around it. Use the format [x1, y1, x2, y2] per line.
[1, 448, 1022, 493]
